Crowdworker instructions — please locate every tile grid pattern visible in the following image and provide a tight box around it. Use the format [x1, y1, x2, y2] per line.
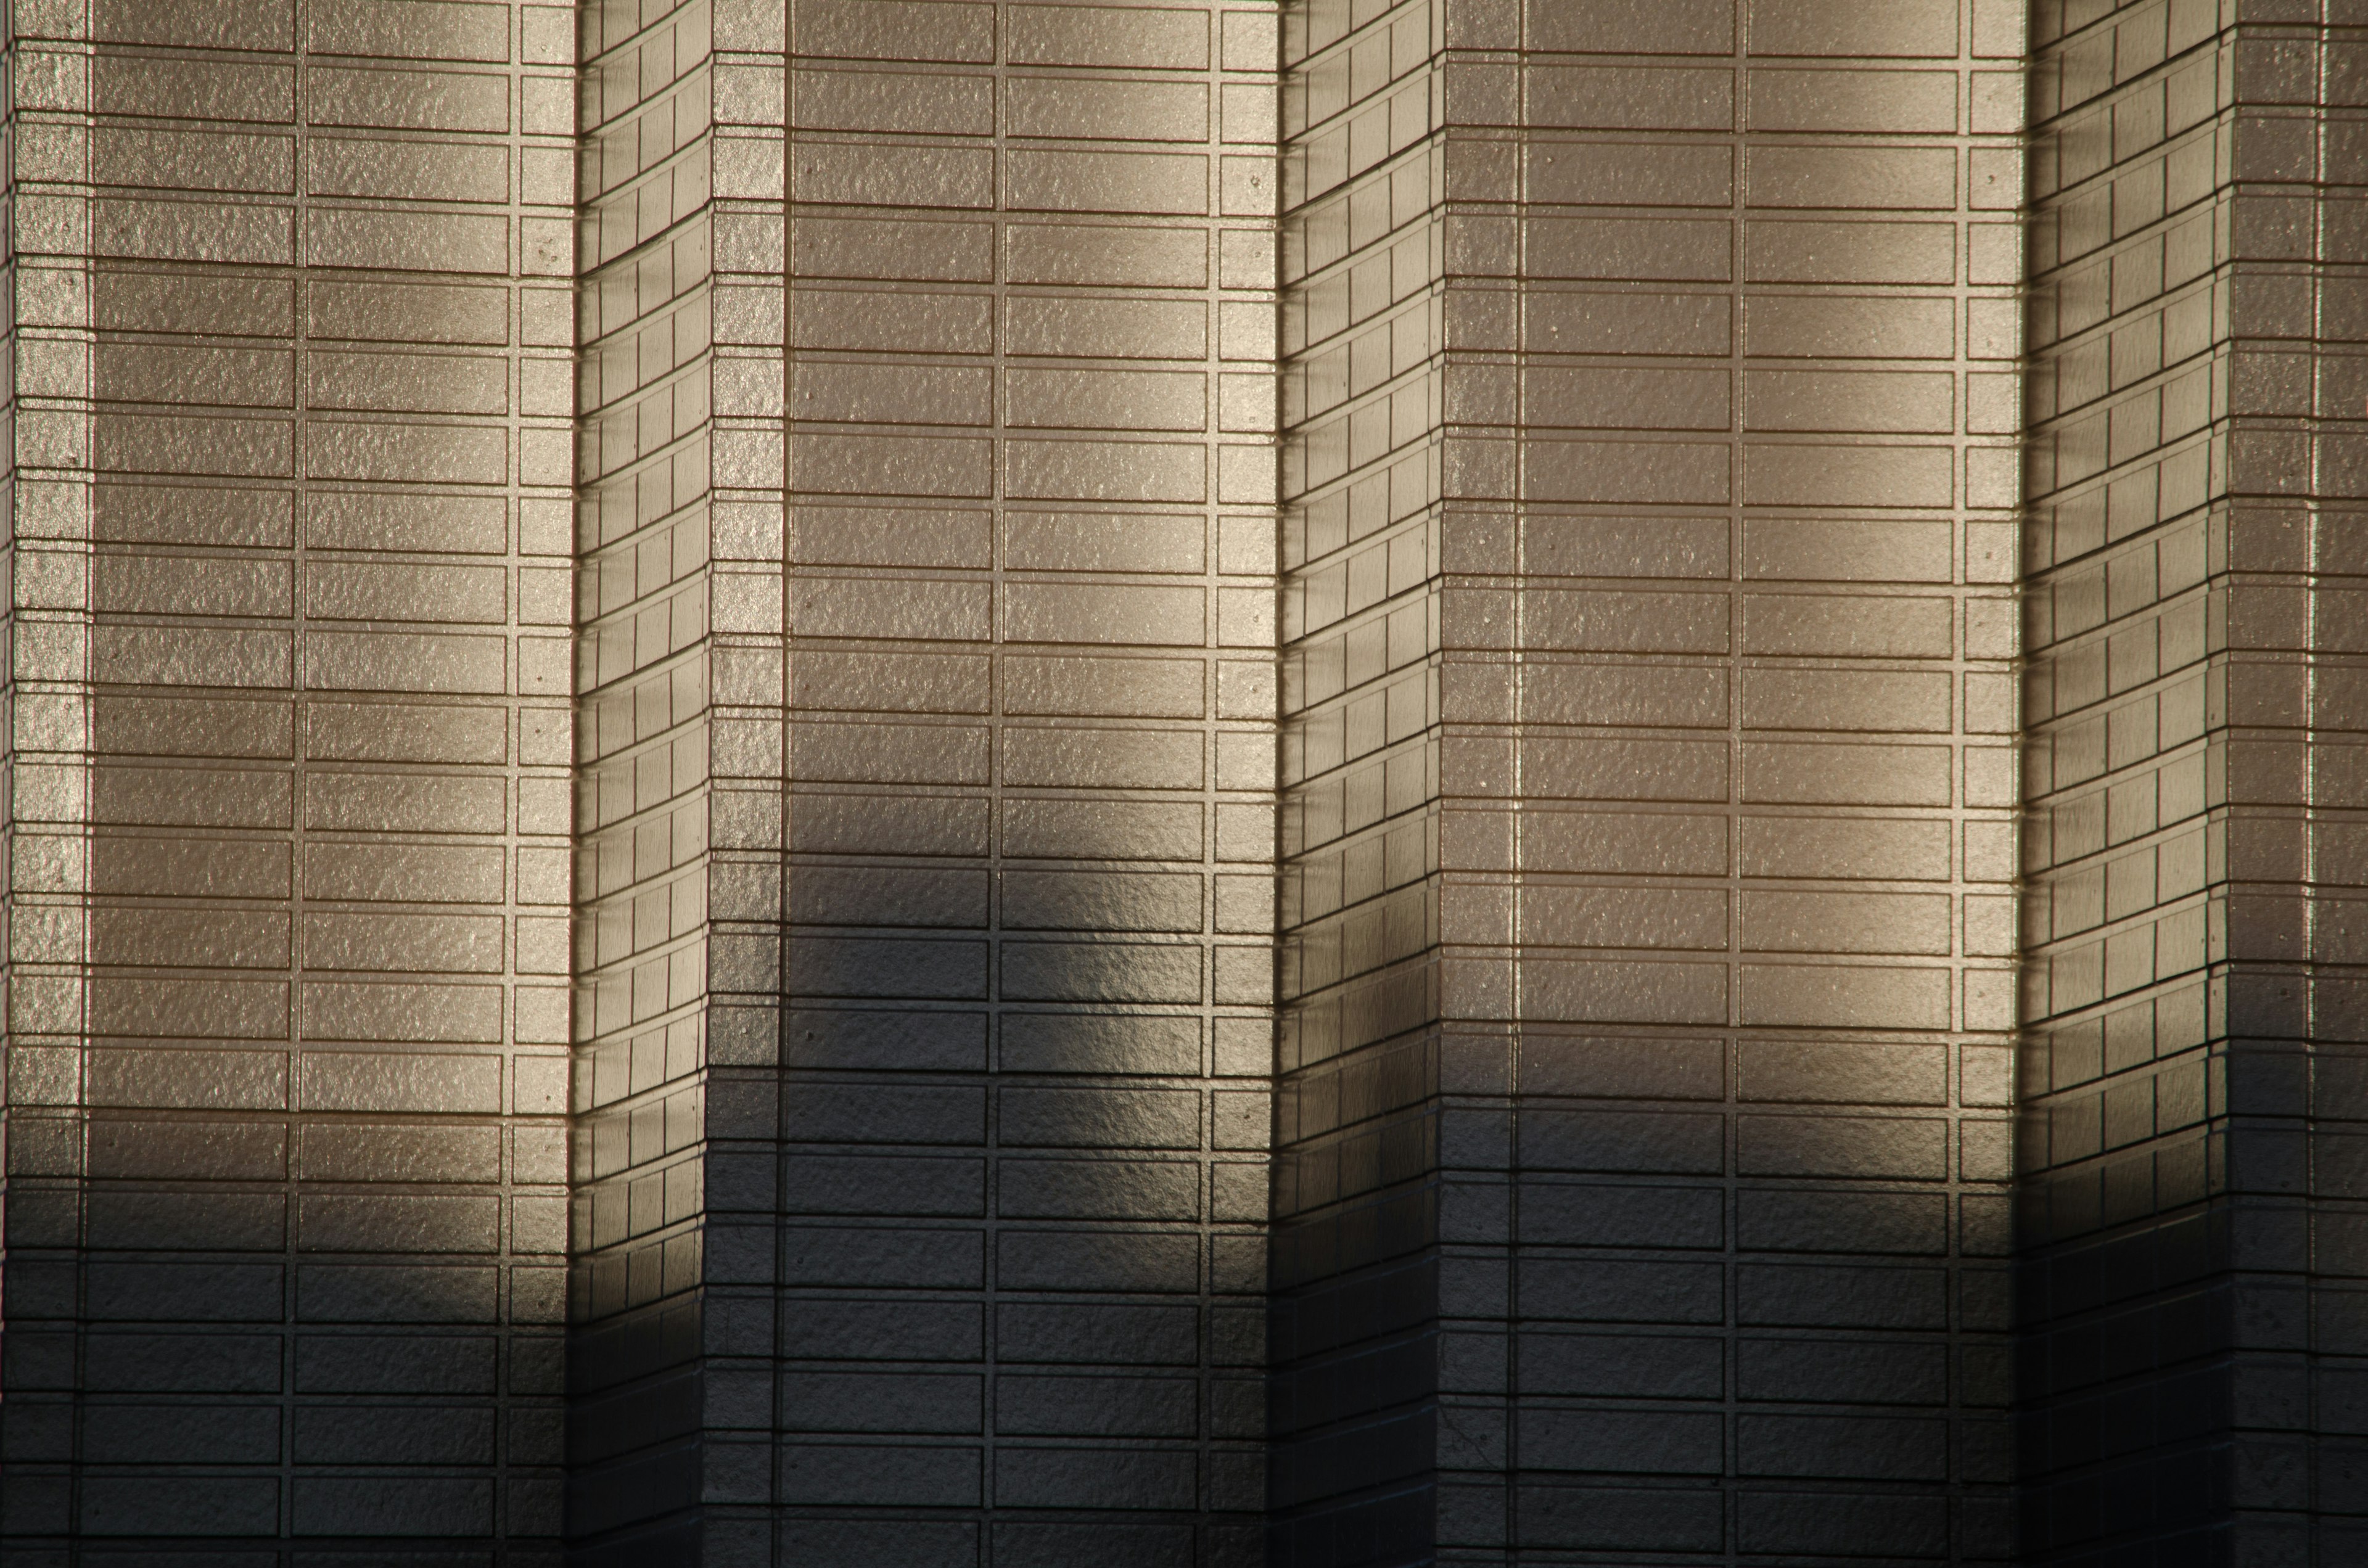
[566, 0, 727, 1559]
[1276, 0, 2025, 1561]
[1272, 0, 1445, 1558]
[774, 0, 1276, 1561]
[708, 0, 792, 1559]
[2016, 3, 2224, 1556]
[2, 0, 577, 1557]
[2018, 0, 2368, 1558]
[40, 2, 2368, 1563]
[1482, 3, 2025, 1559]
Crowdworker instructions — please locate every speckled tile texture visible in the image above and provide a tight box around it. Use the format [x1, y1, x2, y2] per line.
[12, 2, 2368, 1566]
[1270, 1, 2021, 1559]
[0, 0, 577, 1559]
[2018, 1, 2368, 1562]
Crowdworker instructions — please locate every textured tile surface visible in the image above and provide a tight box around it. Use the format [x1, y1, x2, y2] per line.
[2018, 1, 2368, 1561]
[770, 0, 1278, 1560]
[565, 0, 773, 1562]
[23, 3, 2368, 1564]
[1273, 0, 2022, 1560]
[1, 0, 577, 1558]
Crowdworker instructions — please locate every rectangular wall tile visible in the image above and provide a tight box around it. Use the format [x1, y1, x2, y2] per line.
[769, 1, 1276, 1562]
[2018, 1, 2368, 1561]
[1, 1, 575, 1558]
[1274, 0, 2020, 1559]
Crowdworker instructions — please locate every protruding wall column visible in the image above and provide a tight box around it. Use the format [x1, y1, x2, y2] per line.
[1, 1, 578, 1558]
[566, 0, 787, 1562]
[772, 1, 1277, 1562]
[1275, 1, 2023, 1561]
[2019, 2, 2368, 1560]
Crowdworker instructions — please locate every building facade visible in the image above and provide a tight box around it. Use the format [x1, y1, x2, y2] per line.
[1, 1, 2364, 1566]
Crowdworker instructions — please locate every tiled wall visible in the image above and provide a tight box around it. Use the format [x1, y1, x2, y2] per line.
[565, 0, 787, 1560]
[2016, 2, 2219, 1554]
[569, 0, 718, 1559]
[1276, 0, 2024, 1560]
[23, 2, 2368, 1564]
[2019, 1, 2368, 1559]
[773, 0, 1277, 1561]
[2, 0, 577, 1558]
[1270, 0, 1444, 1553]
[566, 0, 789, 1561]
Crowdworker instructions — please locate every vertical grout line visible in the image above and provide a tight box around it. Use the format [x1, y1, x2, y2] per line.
[286, 6, 308, 1535]
[775, 0, 796, 1543]
[69, 7, 96, 1549]
[1724, 10, 1745, 1546]
[1501, 2, 1529, 1554]
[984, 1, 1005, 1538]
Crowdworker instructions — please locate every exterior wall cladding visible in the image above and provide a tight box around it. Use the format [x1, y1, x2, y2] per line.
[3, 1, 2368, 1567]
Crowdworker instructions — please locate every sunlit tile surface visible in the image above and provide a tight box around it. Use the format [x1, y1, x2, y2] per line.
[1, 0, 576, 1554]
[769, 1, 1276, 1558]
[1272, 0, 2019, 1558]
[10, 2, 2368, 1564]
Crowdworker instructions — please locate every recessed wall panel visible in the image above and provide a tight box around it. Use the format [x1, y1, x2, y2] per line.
[776, 1, 1278, 1560]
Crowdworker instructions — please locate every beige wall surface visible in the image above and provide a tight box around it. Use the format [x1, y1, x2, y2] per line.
[1274, 0, 2023, 1558]
[2018, 8, 2226, 1554]
[1270, 0, 1447, 1549]
[1, 0, 577, 1555]
[2019, 2, 2368, 1562]
[569, 0, 775, 1558]
[770, 0, 1278, 1559]
[28, 2, 2368, 1565]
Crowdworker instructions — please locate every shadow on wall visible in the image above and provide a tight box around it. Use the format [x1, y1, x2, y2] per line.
[11, 1159, 561, 1548]
[18, 1, 574, 1540]
[1267, 1028, 2005, 1568]
[30, 712, 573, 1550]
[762, 804, 1271, 1568]
[1505, 1053, 2002, 1562]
